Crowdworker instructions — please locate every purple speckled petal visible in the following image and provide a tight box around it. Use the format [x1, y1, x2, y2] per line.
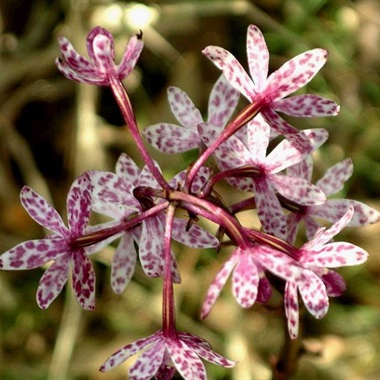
[284, 282, 300, 339]
[261, 108, 309, 149]
[232, 252, 259, 308]
[100, 331, 162, 372]
[129, 340, 166, 380]
[143, 123, 200, 153]
[115, 152, 141, 185]
[72, 248, 95, 311]
[111, 233, 137, 294]
[246, 115, 270, 162]
[254, 245, 305, 283]
[269, 174, 326, 206]
[199, 123, 251, 168]
[304, 215, 322, 241]
[57, 36, 101, 77]
[167, 338, 207, 380]
[86, 27, 115, 65]
[265, 49, 327, 102]
[272, 95, 340, 117]
[202, 46, 256, 101]
[322, 270, 346, 297]
[0, 237, 66, 270]
[20, 186, 68, 236]
[55, 58, 106, 85]
[253, 179, 287, 239]
[138, 161, 162, 189]
[67, 174, 92, 236]
[267, 128, 328, 172]
[181, 333, 236, 368]
[171, 218, 218, 248]
[305, 207, 353, 248]
[139, 218, 163, 277]
[207, 74, 240, 127]
[167, 86, 203, 129]
[298, 270, 329, 319]
[201, 251, 239, 319]
[246, 24, 269, 91]
[116, 35, 144, 79]
[90, 31, 115, 72]
[303, 242, 368, 268]
[89, 171, 137, 209]
[36, 255, 69, 309]
[316, 158, 353, 195]
[287, 213, 303, 245]
[287, 156, 313, 181]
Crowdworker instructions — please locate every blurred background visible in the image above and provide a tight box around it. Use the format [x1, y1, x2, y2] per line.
[0, 0, 380, 379]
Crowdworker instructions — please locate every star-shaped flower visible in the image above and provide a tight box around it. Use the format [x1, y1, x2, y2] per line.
[286, 157, 380, 243]
[199, 118, 328, 239]
[56, 26, 144, 85]
[89, 153, 218, 293]
[100, 329, 235, 379]
[0, 174, 96, 310]
[143, 74, 239, 153]
[201, 243, 307, 319]
[284, 206, 369, 338]
[202, 24, 339, 146]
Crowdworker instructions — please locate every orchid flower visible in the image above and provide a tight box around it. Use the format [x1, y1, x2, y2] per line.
[0, 174, 96, 310]
[286, 157, 380, 242]
[100, 329, 235, 379]
[143, 74, 239, 153]
[201, 242, 307, 319]
[284, 207, 368, 338]
[56, 26, 143, 86]
[199, 118, 328, 239]
[88, 153, 219, 292]
[202, 24, 339, 147]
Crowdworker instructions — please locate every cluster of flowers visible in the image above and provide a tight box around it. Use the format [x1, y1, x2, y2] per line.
[1, 25, 379, 379]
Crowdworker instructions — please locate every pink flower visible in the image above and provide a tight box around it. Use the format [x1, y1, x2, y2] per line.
[201, 243, 306, 319]
[89, 153, 218, 293]
[100, 329, 235, 379]
[286, 157, 380, 243]
[143, 74, 239, 153]
[199, 118, 328, 239]
[202, 25, 339, 145]
[56, 26, 144, 85]
[0, 174, 96, 310]
[284, 207, 369, 338]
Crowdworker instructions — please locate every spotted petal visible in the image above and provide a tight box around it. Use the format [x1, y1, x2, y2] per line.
[167, 338, 207, 380]
[201, 252, 239, 319]
[0, 237, 67, 270]
[303, 242, 368, 268]
[298, 270, 329, 319]
[167, 86, 203, 129]
[232, 252, 259, 308]
[143, 123, 200, 153]
[37, 255, 70, 309]
[284, 282, 300, 339]
[111, 233, 137, 294]
[172, 218, 219, 248]
[116, 35, 144, 79]
[316, 158, 353, 195]
[265, 49, 328, 102]
[207, 74, 240, 127]
[202, 46, 256, 101]
[273, 95, 340, 117]
[72, 249, 96, 311]
[100, 331, 161, 372]
[67, 174, 92, 236]
[129, 340, 166, 380]
[20, 186, 68, 236]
